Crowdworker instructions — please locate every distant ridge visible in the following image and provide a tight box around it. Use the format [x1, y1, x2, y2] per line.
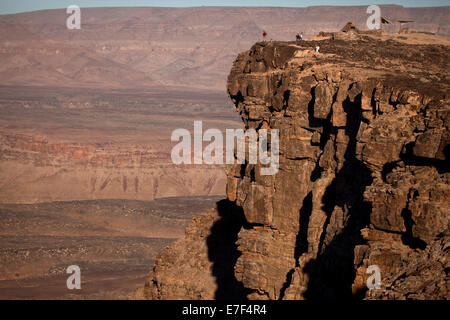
[0, 6, 449, 90]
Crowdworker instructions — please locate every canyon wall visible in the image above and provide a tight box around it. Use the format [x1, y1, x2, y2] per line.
[0, 87, 240, 204]
[0, 131, 226, 203]
[145, 32, 449, 300]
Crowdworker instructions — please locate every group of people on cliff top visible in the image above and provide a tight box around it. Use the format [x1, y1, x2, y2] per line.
[261, 30, 304, 42]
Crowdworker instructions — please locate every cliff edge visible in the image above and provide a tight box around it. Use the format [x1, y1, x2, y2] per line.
[144, 32, 449, 300]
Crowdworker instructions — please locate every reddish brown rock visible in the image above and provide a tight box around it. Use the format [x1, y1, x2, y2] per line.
[146, 33, 449, 300]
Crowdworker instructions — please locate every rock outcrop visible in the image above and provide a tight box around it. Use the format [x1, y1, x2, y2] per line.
[145, 33, 449, 300]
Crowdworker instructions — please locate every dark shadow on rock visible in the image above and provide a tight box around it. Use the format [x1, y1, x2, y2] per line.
[207, 199, 252, 300]
[303, 92, 373, 300]
[296, 192, 314, 259]
[278, 192, 313, 300]
[401, 207, 427, 250]
[302, 166, 372, 300]
[401, 142, 449, 174]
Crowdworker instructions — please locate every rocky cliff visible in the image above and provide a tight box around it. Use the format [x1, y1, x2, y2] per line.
[145, 32, 449, 300]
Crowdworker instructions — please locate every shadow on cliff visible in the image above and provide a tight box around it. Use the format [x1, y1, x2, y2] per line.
[207, 199, 253, 300]
[302, 92, 373, 300]
[279, 191, 313, 299]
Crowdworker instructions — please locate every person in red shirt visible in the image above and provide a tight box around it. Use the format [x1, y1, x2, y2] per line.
[262, 30, 267, 41]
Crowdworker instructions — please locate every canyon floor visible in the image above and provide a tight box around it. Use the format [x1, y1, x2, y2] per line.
[0, 84, 241, 300]
[0, 195, 222, 299]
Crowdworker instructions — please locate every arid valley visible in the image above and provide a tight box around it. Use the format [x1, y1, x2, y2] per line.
[0, 4, 449, 300]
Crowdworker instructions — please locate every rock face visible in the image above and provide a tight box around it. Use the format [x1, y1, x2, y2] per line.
[145, 33, 449, 300]
[145, 200, 251, 299]
[0, 87, 239, 204]
[0, 131, 227, 203]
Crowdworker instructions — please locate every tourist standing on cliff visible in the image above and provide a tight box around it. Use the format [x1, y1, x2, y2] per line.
[262, 30, 267, 41]
[296, 32, 304, 44]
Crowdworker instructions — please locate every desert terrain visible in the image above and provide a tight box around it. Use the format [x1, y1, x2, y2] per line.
[0, 6, 449, 90]
[0, 83, 237, 298]
[0, 5, 449, 300]
[0, 86, 240, 203]
[0, 195, 222, 299]
[1, 5, 449, 204]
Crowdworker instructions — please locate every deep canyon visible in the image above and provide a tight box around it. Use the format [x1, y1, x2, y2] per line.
[0, 6, 449, 299]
